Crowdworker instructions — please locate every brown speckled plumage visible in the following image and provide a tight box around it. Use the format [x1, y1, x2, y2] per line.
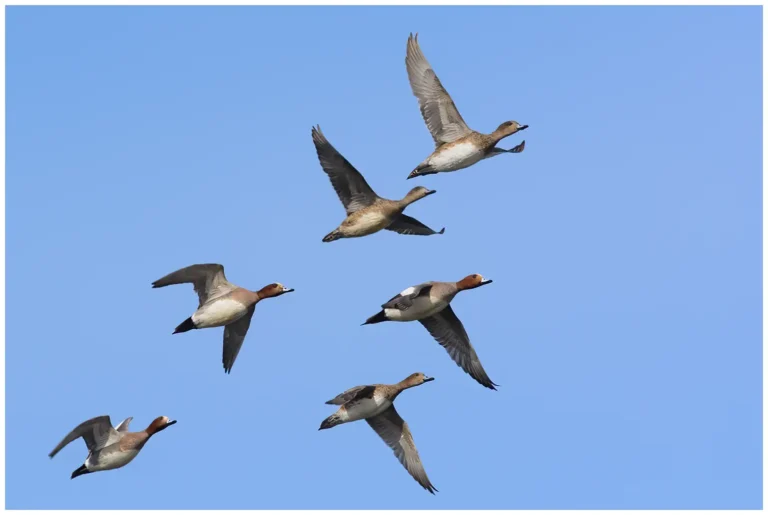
[311, 126, 444, 240]
[405, 33, 528, 178]
[319, 373, 438, 494]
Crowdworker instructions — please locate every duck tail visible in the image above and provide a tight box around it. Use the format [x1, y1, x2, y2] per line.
[319, 413, 343, 430]
[173, 317, 196, 334]
[362, 310, 388, 325]
[322, 230, 343, 243]
[71, 464, 90, 479]
[407, 163, 436, 180]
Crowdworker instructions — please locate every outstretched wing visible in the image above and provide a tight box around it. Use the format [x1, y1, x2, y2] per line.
[386, 215, 445, 236]
[311, 126, 379, 214]
[419, 306, 498, 390]
[406, 33, 472, 147]
[222, 305, 256, 374]
[366, 406, 437, 494]
[152, 264, 235, 307]
[49, 415, 120, 458]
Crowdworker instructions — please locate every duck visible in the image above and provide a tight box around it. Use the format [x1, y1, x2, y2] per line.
[311, 126, 445, 242]
[152, 263, 293, 374]
[405, 33, 528, 179]
[319, 372, 437, 494]
[49, 415, 176, 479]
[363, 274, 498, 390]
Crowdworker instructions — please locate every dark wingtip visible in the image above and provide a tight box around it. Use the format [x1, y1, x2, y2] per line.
[437, 228, 445, 235]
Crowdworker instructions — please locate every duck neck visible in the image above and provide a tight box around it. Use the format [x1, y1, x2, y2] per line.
[394, 377, 420, 394]
[489, 128, 514, 145]
[454, 277, 475, 293]
[251, 288, 268, 304]
[397, 193, 422, 209]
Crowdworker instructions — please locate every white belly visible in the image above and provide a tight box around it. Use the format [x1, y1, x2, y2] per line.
[343, 211, 391, 237]
[342, 394, 392, 422]
[193, 298, 247, 328]
[88, 449, 139, 471]
[429, 142, 485, 172]
[385, 297, 449, 322]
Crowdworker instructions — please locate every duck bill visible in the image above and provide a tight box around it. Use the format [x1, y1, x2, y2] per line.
[423, 376, 435, 382]
[479, 279, 493, 286]
[424, 189, 437, 197]
[518, 124, 529, 131]
[156, 420, 177, 433]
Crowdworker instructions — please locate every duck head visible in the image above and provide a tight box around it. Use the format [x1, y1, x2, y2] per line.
[258, 283, 295, 299]
[401, 372, 435, 388]
[402, 185, 437, 204]
[456, 274, 493, 291]
[492, 120, 528, 140]
[147, 416, 177, 435]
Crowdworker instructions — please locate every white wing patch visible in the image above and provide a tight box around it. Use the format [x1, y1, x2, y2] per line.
[400, 286, 417, 296]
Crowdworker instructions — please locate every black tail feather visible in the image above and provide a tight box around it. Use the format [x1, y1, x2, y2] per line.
[71, 464, 90, 479]
[173, 317, 196, 334]
[322, 230, 342, 243]
[362, 310, 388, 325]
[408, 163, 437, 179]
[319, 414, 342, 430]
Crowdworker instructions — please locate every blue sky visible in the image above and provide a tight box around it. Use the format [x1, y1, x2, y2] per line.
[6, 5, 761, 510]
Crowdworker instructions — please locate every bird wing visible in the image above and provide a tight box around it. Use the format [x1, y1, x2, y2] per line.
[49, 415, 120, 458]
[152, 263, 235, 307]
[381, 283, 433, 311]
[222, 305, 256, 374]
[115, 417, 133, 432]
[311, 126, 379, 214]
[324, 385, 376, 405]
[419, 306, 498, 389]
[385, 214, 444, 236]
[366, 405, 437, 494]
[406, 33, 472, 147]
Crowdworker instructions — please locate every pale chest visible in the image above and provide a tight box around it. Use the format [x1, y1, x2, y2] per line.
[193, 298, 248, 328]
[88, 448, 139, 471]
[429, 142, 486, 172]
[343, 209, 393, 236]
[342, 393, 392, 422]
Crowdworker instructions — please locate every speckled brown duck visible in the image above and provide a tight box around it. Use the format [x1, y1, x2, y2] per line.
[405, 34, 528, 179]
